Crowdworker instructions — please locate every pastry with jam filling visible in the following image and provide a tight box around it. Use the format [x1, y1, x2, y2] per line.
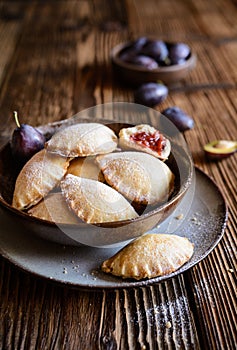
[119, 124, 171, 160]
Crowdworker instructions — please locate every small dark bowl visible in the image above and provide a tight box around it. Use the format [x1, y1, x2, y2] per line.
[0, 118, 193, 247]
[111, 41, 196, 85]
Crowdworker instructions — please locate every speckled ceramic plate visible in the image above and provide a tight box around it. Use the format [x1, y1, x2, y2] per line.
[0, 168, 227, 289]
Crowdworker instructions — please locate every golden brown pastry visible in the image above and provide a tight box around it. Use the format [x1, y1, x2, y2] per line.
[60, 174, 139, 223]
[12, 149, 69, 210]
[28, 192, 80, 224]
[67, 156, 104, 182]
[45, 123, 118, 157]
[101, 233, 194, 280]
[119, 124, 171, 160]
[96, 151, 174, 205]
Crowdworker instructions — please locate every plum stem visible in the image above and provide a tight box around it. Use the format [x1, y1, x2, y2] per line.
[13, 111, 21, 128]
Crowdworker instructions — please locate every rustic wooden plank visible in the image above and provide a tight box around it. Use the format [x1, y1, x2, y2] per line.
[0, 1, 91, 143]
[0, 260, 202, 349]
[125, 0, 237, 42]
[218, 41, 237, 83]
[0, 22, 21, 88]
[0, 13, 29, 145]
[92, 0, 127, 30]
[187, 251, 237, 349]
[187, 40, 237, 85]
[194, 10, 237, 38]
[125, 0, 202, 39]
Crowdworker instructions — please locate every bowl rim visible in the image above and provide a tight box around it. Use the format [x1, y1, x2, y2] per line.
[111, 40, 197, 74]
[0, 118, 193, 229]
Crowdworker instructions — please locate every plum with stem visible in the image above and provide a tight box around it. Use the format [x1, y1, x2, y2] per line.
[11, 111, 46, 162]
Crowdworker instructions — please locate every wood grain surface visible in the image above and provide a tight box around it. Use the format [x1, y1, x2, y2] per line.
[0, 0, 236, 349]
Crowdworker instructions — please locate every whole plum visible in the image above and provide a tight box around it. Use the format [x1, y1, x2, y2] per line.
[161, 106, 194, 132]
[130, 36, 148, 51]
[134, 83, 168, 107]
[122, 54, 159, 70]
[141, 39, 169, 63]
[11, 111, 46, 163]
[168, 43, 190, 65]
[119, 37, 148, 62]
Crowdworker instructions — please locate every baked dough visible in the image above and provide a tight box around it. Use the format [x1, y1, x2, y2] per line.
[45, 123, 118, 157]
[96, 151, 174, 205]
[28, 192, 80, 224]
[101, 233, 194, 280]
[119, 124, 171, 160]
[12, 149, 69, 210]
[60, 174, 139, 223]
[67, 156, 104, 182]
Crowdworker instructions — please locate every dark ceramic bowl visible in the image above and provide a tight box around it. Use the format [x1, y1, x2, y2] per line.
[111, 41, 196, 85]
[0, 118, 193, 247]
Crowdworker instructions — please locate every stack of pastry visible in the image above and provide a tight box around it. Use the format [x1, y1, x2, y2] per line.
[12, 122, 174, 223]
[11, 122, 193, 280]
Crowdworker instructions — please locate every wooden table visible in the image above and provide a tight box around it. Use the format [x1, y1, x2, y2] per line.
[0, 1, 236, 349]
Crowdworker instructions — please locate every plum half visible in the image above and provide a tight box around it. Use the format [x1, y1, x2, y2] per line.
[204, 140, 237, 160]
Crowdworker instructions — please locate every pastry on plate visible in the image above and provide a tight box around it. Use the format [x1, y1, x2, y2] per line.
[119, 124, 171, 160]
[45, 123, 118, 157]
[28, 192, 80, 224]
[96, 151, 174, 205]
[101, 233, 194, 280]
[60, 174, 139, 223]
[12, 149, 69, 210]
[67, 156, 104, 182]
